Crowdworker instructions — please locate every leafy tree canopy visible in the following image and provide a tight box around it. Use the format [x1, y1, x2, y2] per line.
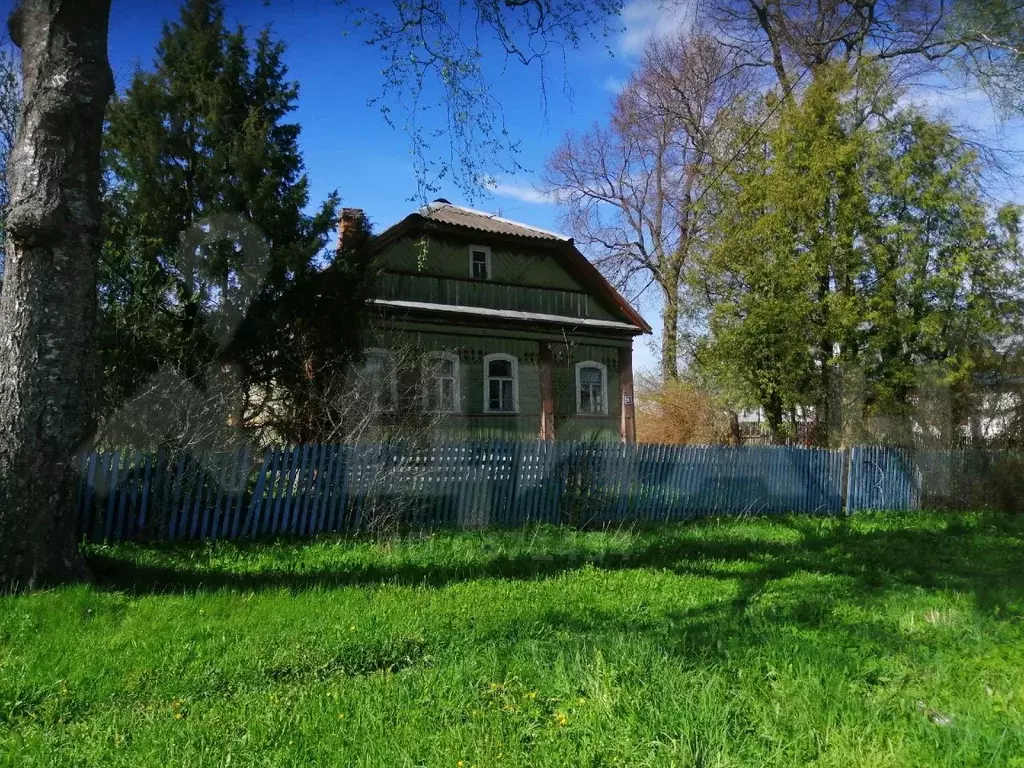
[696, 63, 1024, 446]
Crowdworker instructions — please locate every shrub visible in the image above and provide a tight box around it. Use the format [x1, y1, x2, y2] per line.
[635, 377, 730, 445]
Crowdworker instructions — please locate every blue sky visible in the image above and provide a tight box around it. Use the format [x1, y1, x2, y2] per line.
[102, 0, 1024, 376]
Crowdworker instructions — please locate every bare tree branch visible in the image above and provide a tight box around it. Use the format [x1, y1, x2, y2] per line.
[543, 30, 751, 379]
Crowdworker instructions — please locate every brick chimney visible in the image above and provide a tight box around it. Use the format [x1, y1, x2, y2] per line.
[337, 208, 365, 250]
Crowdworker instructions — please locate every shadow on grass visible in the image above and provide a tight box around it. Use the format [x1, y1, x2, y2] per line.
[85, 513, 1024, 622]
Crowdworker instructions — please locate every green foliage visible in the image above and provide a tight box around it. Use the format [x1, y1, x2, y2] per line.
[0, 512, 1022, 765]
[100, 0, 367, 444]
[697, 63, 1024, 445]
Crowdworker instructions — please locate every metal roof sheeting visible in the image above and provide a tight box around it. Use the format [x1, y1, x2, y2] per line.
[415, 201, 570, 242]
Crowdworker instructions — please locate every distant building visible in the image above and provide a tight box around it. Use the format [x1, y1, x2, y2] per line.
[735, 406, 816, 444]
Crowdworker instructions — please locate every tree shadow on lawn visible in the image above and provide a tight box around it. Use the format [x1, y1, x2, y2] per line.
[86, 513, 1024, 622]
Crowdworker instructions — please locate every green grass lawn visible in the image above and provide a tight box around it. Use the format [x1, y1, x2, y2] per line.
[2, 511, 1023, 767]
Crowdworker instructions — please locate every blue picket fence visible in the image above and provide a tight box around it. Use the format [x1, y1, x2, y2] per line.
[845, 445, 920, 511]
[74, 440, 992, 543]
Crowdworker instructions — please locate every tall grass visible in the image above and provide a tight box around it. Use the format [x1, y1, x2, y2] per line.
[1, 511, 1022, 766]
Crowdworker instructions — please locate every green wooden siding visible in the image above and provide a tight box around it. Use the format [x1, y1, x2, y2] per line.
[377, 272, 618, 321]
[367, 227, 635, 442]
[376, 234, 583, 291]
[553, 342, 621, 442]
[371, 329, 623, 441]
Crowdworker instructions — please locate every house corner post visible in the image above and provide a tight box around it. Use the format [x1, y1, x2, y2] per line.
[619, 345, 636, 444]
[539, 342, 556, 440]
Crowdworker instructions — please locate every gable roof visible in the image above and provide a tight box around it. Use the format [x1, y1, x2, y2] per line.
[373, 200, 651, 334]
[413, 200, 570, 242]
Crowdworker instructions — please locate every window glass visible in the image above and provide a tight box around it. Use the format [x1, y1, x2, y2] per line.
[578, 365, 605, 414]
[485, 356, 515, 412]
[471, 249, 489, 279]
[425, 355, 458, 412]
[488, 379, 513, 412]
[360, 351, 393, 408]
[488, 358, 511, 378]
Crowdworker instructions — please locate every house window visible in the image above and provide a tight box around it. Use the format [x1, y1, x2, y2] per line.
[423, 352, 460, 413]
[483, 353, 518, 413]
[469, 245, 491, 280]
[358, 348, 397, 409]
[575, 361, 608, 415]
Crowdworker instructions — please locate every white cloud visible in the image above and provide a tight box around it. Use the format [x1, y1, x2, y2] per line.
[903, 85, 995, 124]
[618, 0, 693, 56]
[604, 76, 626, 94]
[485, 179, 559, 205]
[899, 79, 1024, 137]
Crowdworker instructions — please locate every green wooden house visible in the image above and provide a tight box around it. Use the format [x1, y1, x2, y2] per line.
[342, 200, 650, 442]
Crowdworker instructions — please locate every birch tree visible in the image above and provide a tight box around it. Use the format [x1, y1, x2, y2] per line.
[0, 0, 114, 589]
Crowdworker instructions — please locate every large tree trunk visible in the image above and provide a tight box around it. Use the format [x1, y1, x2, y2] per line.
[0, 0, 112, 591]
[660, 282, 680, 381]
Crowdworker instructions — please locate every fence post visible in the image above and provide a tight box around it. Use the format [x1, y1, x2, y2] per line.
[840, 446, 853, 516]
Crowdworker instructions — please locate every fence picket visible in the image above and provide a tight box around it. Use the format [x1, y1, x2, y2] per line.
[187, 452, 207, 540]
[101, 451, 122, 543]
[309, 444, 331, 534]
[331, 444, 351, 533]
[298, 443, 318, 536]
[207, 451, 228, 540]
[269, 445, 292, 535]
[244, 448, 273, 537]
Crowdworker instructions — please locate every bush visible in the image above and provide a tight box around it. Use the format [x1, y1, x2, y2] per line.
[635, 377, 730, 445]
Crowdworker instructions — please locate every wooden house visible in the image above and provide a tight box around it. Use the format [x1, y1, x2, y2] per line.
[342, 200, 650, 442]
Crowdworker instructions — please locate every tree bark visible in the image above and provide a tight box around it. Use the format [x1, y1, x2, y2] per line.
[660, 281, 680, 381]
[0, 0, 113, 591]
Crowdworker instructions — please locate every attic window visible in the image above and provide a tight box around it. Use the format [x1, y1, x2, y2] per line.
[469, 246, 491, 280]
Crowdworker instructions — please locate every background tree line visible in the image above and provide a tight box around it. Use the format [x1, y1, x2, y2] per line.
[545, 0, 1024, 448]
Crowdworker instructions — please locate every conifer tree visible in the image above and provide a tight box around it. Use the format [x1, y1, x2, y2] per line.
[101, 0, 358, 444]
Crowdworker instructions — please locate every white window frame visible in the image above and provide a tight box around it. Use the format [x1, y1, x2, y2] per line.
[483, 353, 519, 414]
[421, 351, 461, 413]
[468, 245, 492, 280]
[575, 360, 609, 415]
[360, 347, 398, 409]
